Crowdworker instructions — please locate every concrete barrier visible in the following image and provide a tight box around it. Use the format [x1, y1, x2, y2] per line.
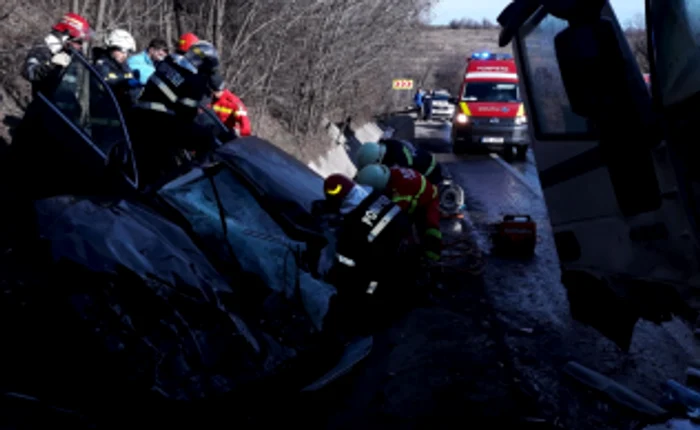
[307, 116, 414, 178]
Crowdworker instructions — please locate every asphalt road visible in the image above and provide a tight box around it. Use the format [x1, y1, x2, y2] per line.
[302, 117, 698, 430]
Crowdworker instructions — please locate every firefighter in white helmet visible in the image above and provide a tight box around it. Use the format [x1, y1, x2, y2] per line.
[93, 29, 140, 106]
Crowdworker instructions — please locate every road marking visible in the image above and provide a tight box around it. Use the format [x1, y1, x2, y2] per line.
[488, 153, 544, 199]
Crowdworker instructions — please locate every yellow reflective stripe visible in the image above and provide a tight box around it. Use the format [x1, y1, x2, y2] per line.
[408, 175, 427, 214]
[213, 106, 233, 114]
[392, 175, 427, 214]
[432, 184, 438, 199]
[327, 184, 342, 195]
[424, 155, 437, 178]
[424, 250, 441, 261]
[124, 73, 133, 78]
[459, 101, 472, 116]
[106, 72, 118, 80]
[425, 228, 442, 239]
[234, 110, 248, 117]
[402, 146, 414, 167]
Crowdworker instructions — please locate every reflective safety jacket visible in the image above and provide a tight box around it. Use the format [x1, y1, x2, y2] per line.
[381, 138, 443, 185]
[138, 52, 217, 121]
[211, 89, 252, 136]
[387, 166, 442, 261]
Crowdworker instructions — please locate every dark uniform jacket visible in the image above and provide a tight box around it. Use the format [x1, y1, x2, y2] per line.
[331, 190, 412, 297]
[93, 48, 140, 107]
[22, 34, 69, 96]
[381, 138, 444, 185]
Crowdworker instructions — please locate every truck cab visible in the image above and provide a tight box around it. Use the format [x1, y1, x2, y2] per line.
[498, 0, 700, 349]
[451, 52, 529, 160]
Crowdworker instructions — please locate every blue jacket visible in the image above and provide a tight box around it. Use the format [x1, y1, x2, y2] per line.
[126, 51, 155, 85]
[414, 90, 425, 107]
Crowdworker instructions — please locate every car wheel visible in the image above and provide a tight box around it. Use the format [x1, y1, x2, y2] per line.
[516, 145, 528, 161]
[502, 144, 515, 161]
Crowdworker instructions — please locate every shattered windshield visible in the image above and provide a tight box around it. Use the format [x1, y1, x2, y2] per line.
[463, 82, 519, 102]
[517, 13, 595, 136]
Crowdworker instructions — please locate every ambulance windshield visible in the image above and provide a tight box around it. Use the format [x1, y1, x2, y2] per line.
[462, 82, 519, 102]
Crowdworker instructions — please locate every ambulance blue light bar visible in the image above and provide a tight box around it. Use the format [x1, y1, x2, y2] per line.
[469, 52, 513, 60]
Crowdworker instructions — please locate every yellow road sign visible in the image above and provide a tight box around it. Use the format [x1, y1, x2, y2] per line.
[392, 79, 414, 90]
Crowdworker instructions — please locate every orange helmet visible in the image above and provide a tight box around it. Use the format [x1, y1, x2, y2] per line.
[53, 12, 91, 41]
[178, 32, 199, 53]
[324, 174, 356, 205]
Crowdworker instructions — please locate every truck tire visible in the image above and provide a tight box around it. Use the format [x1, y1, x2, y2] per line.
[516, 145, 528, 161]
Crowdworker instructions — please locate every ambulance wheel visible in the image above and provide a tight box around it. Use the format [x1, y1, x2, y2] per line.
[516, 145, 528, 161]
[502, 144, 515, 161]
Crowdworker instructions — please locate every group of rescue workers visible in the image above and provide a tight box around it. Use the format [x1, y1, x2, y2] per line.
[20, 12, 454, 302]
[22, 13, 251, 140]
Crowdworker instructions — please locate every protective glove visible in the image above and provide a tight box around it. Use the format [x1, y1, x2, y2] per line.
[51, 52, 71, 68]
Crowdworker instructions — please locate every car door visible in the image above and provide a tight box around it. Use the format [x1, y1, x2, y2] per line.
[31, 49, 138, 191]
[511, 6, 700, 318]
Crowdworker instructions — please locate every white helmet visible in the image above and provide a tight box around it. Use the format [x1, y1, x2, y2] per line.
[355, 164, 391, 190]
[105, 29, 136, 52]
[356, 142, 387, 170]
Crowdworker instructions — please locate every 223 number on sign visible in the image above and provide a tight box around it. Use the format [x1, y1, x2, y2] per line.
[392, 79, 414, 90]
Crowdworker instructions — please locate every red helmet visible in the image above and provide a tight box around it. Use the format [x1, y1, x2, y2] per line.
[53, 13, 90, 41]
[324, 174, 356, 205]
[178, 33, 199, 53]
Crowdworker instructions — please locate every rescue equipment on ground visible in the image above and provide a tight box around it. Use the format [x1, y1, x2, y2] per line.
[438, 180, 465, 217]
[491, 214, 536, 256]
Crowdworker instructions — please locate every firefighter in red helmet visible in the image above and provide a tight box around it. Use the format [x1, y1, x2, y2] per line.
[22, 12, 91, 95]
[177, 33, 199, 54]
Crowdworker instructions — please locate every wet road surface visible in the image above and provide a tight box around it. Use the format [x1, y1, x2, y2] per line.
[301, 117, 697, 430]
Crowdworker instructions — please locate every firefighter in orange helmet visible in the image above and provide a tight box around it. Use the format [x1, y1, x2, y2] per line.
[208, 74, 252, 137]
[177, 32, 199, 54]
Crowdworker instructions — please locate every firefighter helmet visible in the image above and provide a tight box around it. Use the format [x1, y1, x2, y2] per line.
[356, 142, 387, 170]
[53, 12, 91, 41]
[355, 164, 391, 190]
[105, 29, 136, 52]
[185, 40, 219, 72]
[324, 173, 356, 204]
[178, 32, 199, 53]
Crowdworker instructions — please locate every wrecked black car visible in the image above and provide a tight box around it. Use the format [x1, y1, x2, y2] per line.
[0, 49, 373, 427]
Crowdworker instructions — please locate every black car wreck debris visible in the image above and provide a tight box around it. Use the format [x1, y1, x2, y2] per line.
[0, 49, 422, 427]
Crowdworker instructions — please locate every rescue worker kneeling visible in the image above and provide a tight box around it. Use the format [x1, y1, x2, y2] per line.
[321, 173, 419, 332]
[355, 164, 443, 262]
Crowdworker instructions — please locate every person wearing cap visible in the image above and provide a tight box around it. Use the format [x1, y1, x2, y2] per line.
[22, 12, 91, 95]
[354, 164, 443, 262]
[208, 74, 252, 137]
[127, 38, 169, 85]
[321, 173, 413, 303]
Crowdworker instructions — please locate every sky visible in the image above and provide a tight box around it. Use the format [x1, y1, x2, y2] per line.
[430, 0, 644, 27]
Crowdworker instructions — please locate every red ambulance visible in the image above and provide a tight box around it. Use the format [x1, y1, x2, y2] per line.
[451, 52, 529, 160]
